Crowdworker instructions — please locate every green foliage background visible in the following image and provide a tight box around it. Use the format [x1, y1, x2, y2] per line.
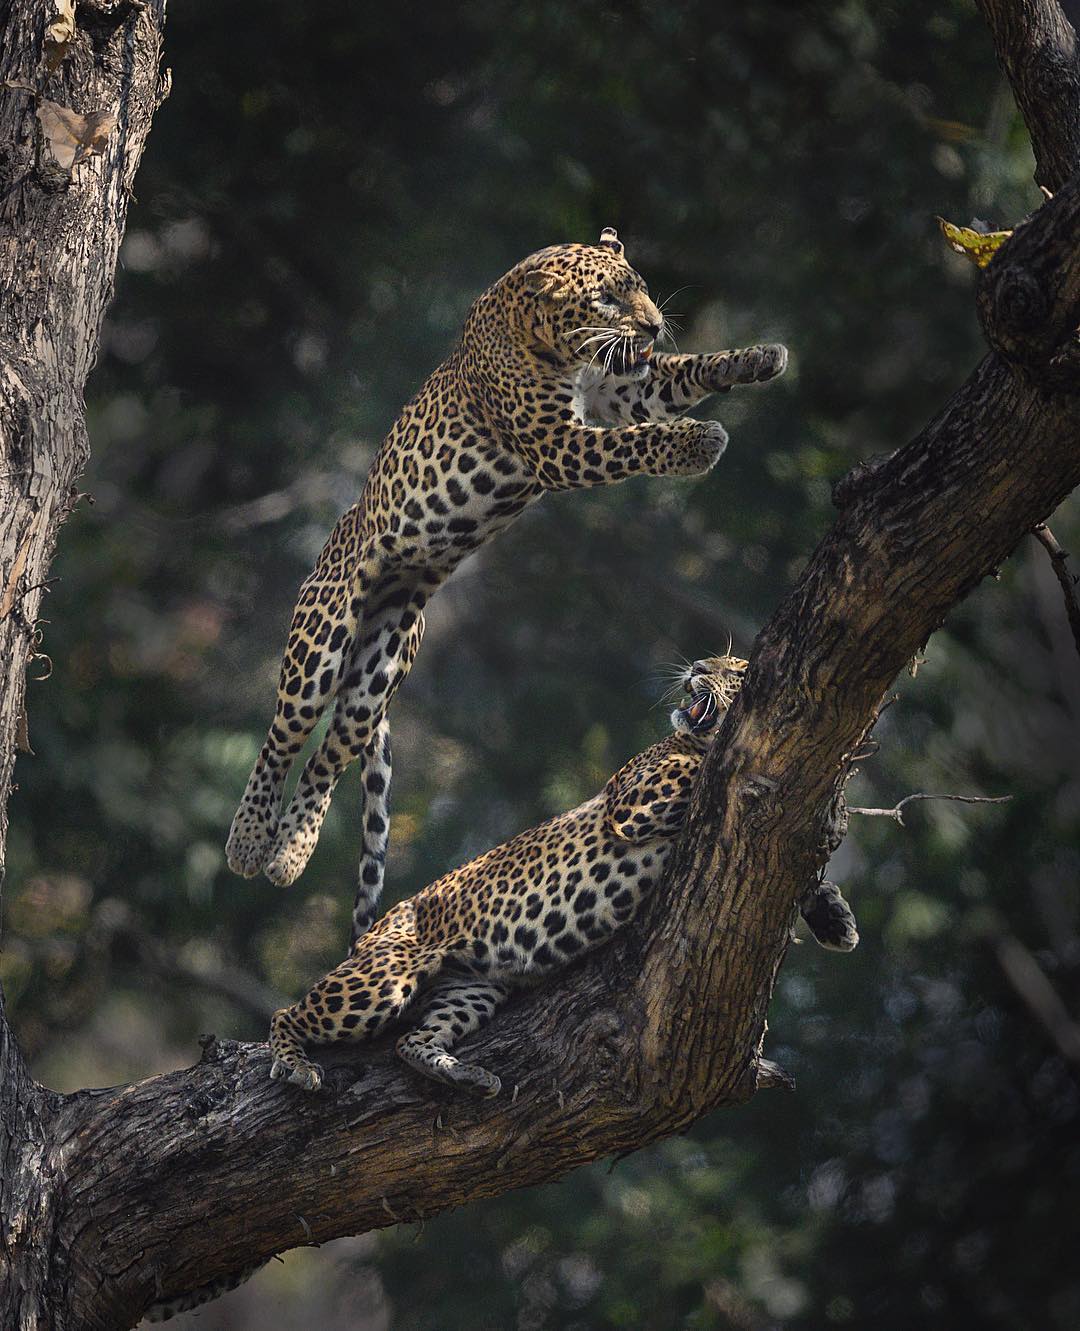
[4, 1, 1079, 1326]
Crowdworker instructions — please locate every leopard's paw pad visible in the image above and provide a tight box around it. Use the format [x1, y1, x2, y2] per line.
[270, 1058, 323, 1092]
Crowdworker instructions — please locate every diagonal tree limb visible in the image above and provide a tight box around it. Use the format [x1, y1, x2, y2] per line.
[975, 0, 1080, 193]
[993, 931, 1080, 1063]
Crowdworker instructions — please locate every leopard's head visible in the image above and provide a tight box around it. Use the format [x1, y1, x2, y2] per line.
[508, 228, 665, 378]
[671, 654, 748, 737]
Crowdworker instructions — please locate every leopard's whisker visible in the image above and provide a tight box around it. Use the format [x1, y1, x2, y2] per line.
[603, 334, 622, 376]
[658, 318, 681, 354]
[658, 284, 696, 311]
[575, 331, 617, 348]
[586, 335, 618, 375]
[575, 333, 617, 354]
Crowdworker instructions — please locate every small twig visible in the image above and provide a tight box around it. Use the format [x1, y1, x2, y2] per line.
[17, 577, 59, 602]
[848, 792, 1011, 826]
[1032, 523, 1080, 659]
[67, 899, 285, 1025]
[993, 932, 1080, 1064]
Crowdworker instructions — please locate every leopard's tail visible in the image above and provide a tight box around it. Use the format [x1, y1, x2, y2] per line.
[351, 716, 392, 945]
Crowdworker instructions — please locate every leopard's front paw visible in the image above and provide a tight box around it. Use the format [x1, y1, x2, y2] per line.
[670, 420, 729, 477]
[270, 1056, 324, 1092]
[225, 807, 278, 878]
[801, 879, 859, 952]
[737, 343, 788, 385]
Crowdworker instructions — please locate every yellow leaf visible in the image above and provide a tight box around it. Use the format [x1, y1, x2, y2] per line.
[936, 216, 1012, 269]
[36, 100, 116, 171]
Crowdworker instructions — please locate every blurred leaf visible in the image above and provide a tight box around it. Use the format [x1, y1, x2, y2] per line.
[936, 215, 1012, 268]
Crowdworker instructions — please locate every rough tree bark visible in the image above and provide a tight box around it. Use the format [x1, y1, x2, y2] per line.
[1, 2, 1078, 1328]
[1, 2, 169, 1328]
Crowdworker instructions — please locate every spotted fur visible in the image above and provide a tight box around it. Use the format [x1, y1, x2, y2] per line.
[268, 657, 855, 1098]
[143, 1260, 268, 1323]
[226, 229, 788, 943]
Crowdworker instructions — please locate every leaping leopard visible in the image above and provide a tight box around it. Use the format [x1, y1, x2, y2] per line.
[268, 655, 857, 1099]
[226, 229, 789, 943]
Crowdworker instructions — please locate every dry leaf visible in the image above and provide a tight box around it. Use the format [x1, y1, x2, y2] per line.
[0, 515, 38, 620]
[16, 709, 33, 755]
[45, 0, 76, 72]
[36, 100, 116, 171]
[936, 216, 1012, 269]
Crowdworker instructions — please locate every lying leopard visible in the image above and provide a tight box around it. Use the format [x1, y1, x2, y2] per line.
[268, 655, 857, 1098]
[226, 228, 788, 944]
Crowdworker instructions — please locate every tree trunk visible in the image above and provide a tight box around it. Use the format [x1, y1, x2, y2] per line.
[0, 2, 1078, 1328]
[0, 1, 168, 1326]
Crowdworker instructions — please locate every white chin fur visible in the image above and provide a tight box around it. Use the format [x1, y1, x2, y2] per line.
[671, 707, 690, 733]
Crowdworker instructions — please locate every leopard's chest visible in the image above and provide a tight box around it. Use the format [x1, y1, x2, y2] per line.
[370, 422, 539, 567]
[438, 807, 677, 982]
[571, 363, 651, 425]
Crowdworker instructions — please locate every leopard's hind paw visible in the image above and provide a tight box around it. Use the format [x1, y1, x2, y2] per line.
[225, 809, 278, 878]
[270, 1056, 323, 1092]
[263, 835, 315, 887]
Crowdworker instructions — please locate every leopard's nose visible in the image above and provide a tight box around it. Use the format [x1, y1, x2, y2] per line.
[638, 318, 662, 340]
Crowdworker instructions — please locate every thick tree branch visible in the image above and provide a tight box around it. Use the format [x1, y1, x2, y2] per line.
[2, 6, 1080, 1329]
[975, 0, 1080, 191]
[0, 2, 168, 1327]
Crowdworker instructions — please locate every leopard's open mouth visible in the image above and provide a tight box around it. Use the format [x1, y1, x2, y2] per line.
[610, 339, 654, 377]
[675, 685, 719, 735]
[671, 655, 748, 736]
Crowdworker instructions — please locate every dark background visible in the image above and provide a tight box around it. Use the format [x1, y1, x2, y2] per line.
[4, 2, 1079, 1326]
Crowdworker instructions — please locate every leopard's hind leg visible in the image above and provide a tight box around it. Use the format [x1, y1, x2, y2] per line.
[396, 977, 509, 1098]
[263, 572, 431, 892]
[269, 906, 444, 1091]
[226, 515, 377, 878]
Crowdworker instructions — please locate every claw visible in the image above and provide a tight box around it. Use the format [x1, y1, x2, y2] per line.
[270, 1058, 323, 1092]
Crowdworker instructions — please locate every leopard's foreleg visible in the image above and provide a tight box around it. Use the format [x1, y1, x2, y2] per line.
[533, 415, 731, 491]
[395, 977, 509, 1098]
[799, 879, 859, 952]
[591, 344, 788, 425]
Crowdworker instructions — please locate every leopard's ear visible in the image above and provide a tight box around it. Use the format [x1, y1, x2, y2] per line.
[524, 267, 571, 301]
[598, 226, 624, 256]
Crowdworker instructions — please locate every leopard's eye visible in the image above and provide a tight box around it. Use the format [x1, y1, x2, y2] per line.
[598, 289, 621, 307]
